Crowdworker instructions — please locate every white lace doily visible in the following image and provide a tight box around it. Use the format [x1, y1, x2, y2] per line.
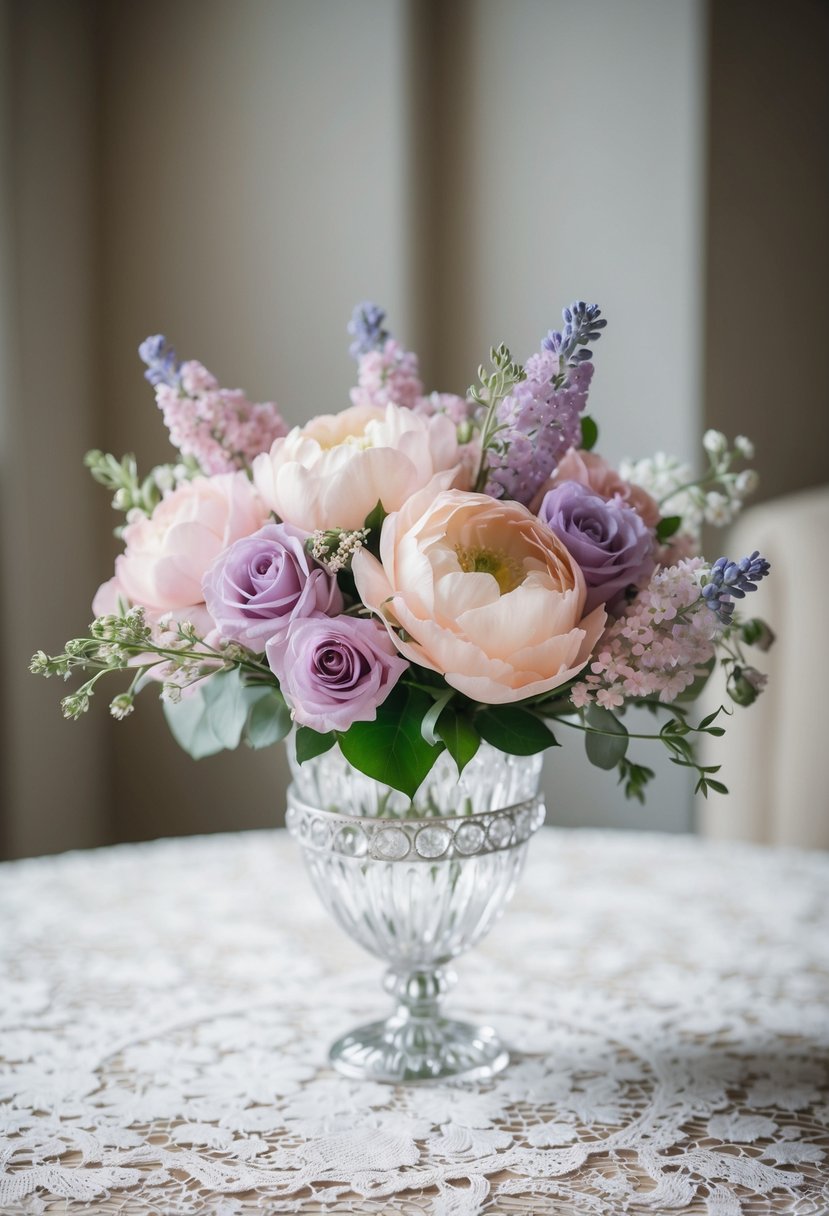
[1, 828, 827, 1214]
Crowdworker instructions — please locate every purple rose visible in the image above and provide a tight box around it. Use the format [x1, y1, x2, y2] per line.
[267, 615, 408, 733]
[538, 481, 655, 613]
[202, 523, 342, 650]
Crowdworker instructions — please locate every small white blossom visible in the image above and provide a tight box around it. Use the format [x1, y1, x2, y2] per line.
[734, 435, 755, 459]
[702, 429, 727, 456]
[704, 491, 735, 526]
[735, 469, 759, 496]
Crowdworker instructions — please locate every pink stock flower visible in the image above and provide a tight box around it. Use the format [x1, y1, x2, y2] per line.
[569, 558, 720, 707]
[253, 402, 467, 532]
[156, 361, 287, 474]
[353, 483, 606, 705]
[349, 339, 423, 411]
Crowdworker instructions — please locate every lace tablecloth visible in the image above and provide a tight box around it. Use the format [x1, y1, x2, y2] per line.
[1, 828, 827, 1215]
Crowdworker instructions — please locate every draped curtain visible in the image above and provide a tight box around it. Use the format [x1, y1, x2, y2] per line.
[1, 0, 826, 858]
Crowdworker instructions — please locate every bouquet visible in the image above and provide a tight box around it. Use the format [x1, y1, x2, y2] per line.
[32, 301, 773, 801]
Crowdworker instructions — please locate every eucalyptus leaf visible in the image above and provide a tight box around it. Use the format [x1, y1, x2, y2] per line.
[163, 668, 250, 759]
[244, 686, 292, 749]
[163, 686, 225, 760]
[584, 703, 629, 770]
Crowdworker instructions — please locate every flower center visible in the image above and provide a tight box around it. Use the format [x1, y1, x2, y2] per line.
[455, 545, 525, 595]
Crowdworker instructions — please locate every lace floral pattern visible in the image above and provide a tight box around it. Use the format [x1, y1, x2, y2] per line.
[0, 829, 827, 1214]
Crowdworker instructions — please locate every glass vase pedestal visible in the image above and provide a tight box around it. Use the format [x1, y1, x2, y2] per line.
[286, 744, 545, 1084]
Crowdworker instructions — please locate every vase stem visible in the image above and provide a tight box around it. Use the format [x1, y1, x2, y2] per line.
[384, 965, 456, 1022]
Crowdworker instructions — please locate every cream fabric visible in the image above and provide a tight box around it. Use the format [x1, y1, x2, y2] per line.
[698, 485, 829, 848]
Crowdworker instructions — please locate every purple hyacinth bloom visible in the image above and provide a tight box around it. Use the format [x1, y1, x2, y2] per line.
[138, 334, 180, 387]
[485, 356, 593, 505]
[347, 302, 390, 359]
[538, 480, 655, 613]
[542, 301, 606, 372]
[702, 551, 771, 624]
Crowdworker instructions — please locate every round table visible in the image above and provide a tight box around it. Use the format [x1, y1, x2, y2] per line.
[0, 828, 827, 1215]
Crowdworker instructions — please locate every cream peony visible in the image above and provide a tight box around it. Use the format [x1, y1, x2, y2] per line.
[252, 402, 466, 531]
[352, 482, 606, 704]
[95, 473, 268, 630]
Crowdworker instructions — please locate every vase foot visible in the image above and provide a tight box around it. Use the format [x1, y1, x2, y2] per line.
[329, 1014, 509, 1083]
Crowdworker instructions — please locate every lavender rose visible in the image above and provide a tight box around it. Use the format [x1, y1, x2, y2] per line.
[202, 523, 342, 650]
[266, 616, 408, 733]
[538, 481, 655, 613]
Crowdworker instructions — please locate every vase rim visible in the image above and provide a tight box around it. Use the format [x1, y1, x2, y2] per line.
[285, 784, 545, 829]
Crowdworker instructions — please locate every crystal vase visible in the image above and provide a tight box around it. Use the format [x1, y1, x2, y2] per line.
[285, 741, 545, 1083]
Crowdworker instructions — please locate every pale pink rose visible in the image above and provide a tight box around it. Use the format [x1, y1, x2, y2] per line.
[352, 483, 606, 705]
[536, 449, 661, 529]
[252, 401, 467, 531]
[98, 473, 268, 629]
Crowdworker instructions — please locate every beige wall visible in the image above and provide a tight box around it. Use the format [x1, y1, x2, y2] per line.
[6, 0, 822, 856]
[1, 0, 106, 858]
[704, 0, 829, 503]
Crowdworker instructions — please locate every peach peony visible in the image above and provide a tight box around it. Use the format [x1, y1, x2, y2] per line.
[252, 402, 467, 532]
[537, 448, 661, 528]
[352, 482, 606, 704]
[94, 473, 268, 631]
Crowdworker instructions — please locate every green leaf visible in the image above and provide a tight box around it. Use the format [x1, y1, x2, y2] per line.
[476, 706, 558, 755]
[656, 515, 682, 542]
[337, 683, 444, 799]
[295, 725, 336, 763]
[363, 500, 388, 556]
[436, 706, 481, 775]
[164, 670, 290, 759]
[164, 668, 249, 759]
[363, 499, 388, 533]
[584, 703, 629, 770]
[243, 686, 292, 749]
[580, 415, 599, 451]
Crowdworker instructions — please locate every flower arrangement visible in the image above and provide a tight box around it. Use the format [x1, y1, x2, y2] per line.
[32, 302, 773, 801]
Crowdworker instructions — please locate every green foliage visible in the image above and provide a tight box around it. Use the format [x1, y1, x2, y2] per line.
[164, 669, 291, 759]
[295, 726, 336, 763]
[243, 686, 292, 749]
[476, 706, 558, 755]
[337, 684, 444, 799]
[580, 416, 599, 451]
[436, 705, 481, 775]
[469, 344, 527, 492]
[657, 711, 728, 797]
[85, 450, 200, 533]
[655, 515, 682, 542]
[616, 756, 656, 803]
[363, 500, 388, 557]
[583, 703, 629, 769]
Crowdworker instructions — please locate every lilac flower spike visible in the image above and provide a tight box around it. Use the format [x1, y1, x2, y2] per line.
[542, 301, 606, 370]
[702, 551, 771, 623]
[347, 302, 390, 359]
[138, 335, 181, 387]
